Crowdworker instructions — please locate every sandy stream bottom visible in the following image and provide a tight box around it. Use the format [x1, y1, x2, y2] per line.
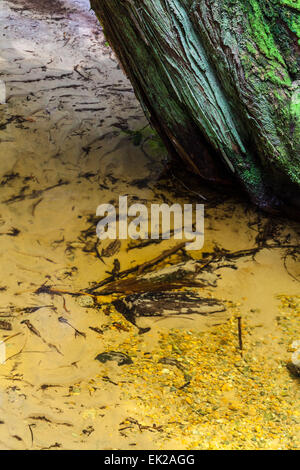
[0, 0, 299, 450]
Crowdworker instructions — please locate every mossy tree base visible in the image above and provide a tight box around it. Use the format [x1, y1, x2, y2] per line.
[91, 0, 300, 218]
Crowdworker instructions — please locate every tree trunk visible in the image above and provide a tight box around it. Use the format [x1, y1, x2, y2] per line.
[90, 0, 300, 217]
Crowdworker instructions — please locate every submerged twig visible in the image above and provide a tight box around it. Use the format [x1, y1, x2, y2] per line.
[58, 317, 86, 338]
[21, 320, 63, 355]
[237, 316, 243, 356]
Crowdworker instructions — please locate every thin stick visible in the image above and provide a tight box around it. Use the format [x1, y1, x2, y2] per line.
[28, 424, 34, 446]
[237, 316, 243, 356]
[1, 332, 22, 343]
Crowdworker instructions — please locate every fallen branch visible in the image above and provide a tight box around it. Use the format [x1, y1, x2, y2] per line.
[86, 241, 186, 293]
[237, 316, 243, 356]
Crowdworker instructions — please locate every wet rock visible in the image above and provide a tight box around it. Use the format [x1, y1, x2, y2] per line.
[77, 296, 95, 308]
[286, 362, 300, 378]
[95, 351, 133, 366]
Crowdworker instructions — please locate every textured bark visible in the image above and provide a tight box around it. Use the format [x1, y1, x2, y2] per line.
[113, 292, 226, 320]
[90, 0, 300, 217]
